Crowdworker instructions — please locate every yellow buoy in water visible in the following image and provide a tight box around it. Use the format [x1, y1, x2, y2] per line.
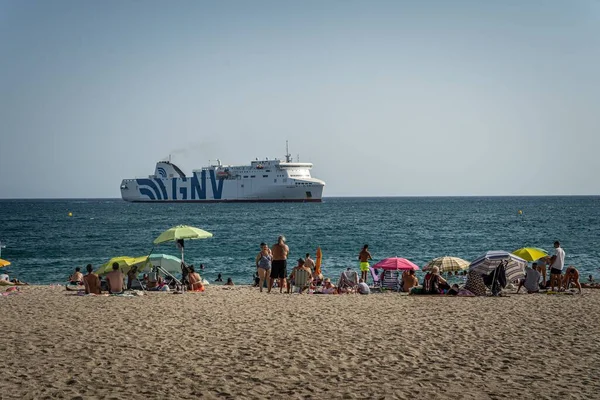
[68, 212, 73, 217]
[518, 210, 523, 215]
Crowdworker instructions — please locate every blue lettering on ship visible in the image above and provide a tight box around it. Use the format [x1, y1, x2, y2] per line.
[137, 172, 223, 201]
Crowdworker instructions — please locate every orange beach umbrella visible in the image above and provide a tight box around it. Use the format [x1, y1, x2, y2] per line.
[315, 247, 322, 275]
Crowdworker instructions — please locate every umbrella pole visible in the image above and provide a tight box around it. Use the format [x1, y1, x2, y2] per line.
[140, 246, 155, 292]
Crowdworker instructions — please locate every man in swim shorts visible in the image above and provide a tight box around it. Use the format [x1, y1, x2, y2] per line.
[549, 241, 565, 292]
[358, 244, 373, 283]
[270, 236, 289, 293]
[562, 266, 582, 294]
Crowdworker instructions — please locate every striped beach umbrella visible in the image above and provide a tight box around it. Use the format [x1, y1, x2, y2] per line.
[423, 256, 470, 272]
[469, 250, 527, 281]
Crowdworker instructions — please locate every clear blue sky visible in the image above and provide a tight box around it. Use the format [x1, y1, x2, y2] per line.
[1, 0, 598, 197]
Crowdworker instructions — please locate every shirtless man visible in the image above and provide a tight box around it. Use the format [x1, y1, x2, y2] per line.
[562, 266, 582, 294]
[68, 267, 84, 285]
[105, 262, 124, 294]
[270, 236, 289, 293]
[402, 269, 419, 292]
[358, 244, 373, 283]
[304, 253, 315, 272]
[287, 258, 313, 294]
[83, 264, 101, 294]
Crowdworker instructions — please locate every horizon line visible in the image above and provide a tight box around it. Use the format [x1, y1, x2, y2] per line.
[0, 194, 599, 201]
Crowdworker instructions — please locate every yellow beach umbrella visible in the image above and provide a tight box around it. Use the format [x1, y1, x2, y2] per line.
[0, 259, 11, 268]
[512, 247, 548, 262]
[423, 256, 470, 272]
[95, 256, 144, 276]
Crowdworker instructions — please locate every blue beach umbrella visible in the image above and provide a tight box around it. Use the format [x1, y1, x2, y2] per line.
[469, 250, 527, 282]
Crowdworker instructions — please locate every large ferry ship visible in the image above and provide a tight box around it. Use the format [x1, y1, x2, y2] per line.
[120, 144, 325, 202]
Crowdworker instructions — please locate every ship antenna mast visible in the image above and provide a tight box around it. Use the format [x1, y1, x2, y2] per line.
[285, 140, 292, 163]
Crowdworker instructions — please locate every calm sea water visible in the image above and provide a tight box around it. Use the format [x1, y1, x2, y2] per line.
[0, 197, 599, 284]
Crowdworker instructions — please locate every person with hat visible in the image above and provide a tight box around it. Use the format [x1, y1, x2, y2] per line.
[321, 278, 337, 294]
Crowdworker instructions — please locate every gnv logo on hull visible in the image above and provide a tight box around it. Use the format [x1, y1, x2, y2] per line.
[136, 170, 224, 200]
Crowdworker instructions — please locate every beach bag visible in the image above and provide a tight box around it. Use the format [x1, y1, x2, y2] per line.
[423, 274, 440, 294]
[258, 255, 272, 269]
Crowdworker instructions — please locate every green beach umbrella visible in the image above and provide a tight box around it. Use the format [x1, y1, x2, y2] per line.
[153, 225, 213, 263]
[133, 254, 183, 275]
[153, 225, 213, 244]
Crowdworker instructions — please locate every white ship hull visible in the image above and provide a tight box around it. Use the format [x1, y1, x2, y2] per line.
[120, 158, 325, 203]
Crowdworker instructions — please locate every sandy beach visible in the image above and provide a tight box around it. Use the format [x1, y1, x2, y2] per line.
[1, 285, 599, 399]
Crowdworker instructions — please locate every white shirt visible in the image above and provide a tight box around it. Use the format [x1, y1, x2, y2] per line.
[0, 274, 8, 282]
[357, 282, 370, 294]
[552, 247, 565, 271]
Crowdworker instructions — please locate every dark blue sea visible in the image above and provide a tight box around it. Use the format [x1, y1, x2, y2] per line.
[1, 197, 599, 284]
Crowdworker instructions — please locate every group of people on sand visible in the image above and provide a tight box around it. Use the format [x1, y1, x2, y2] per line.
[254, 236, 326, 294]
[66, 261, 235, 294]
[252, 238, 594, 296]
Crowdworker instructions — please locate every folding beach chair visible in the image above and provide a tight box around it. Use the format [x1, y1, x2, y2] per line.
[290, 268, 312, 293]
[368, 266, 382, 291]
[381, 270, 401, 292]
[337, 269, 359, 293]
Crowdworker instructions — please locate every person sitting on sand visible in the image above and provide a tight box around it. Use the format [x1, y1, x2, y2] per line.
[562, 266, 582, 294]
[447, 284, 460, 295]
[321, 278, 337, 294]
[126, 265, 138, 290]
[106, 262, 124, 294]
[422, 266, 449, 294]
[68, 267, 84, 285]
[517, 263, 541, 294]
[357, 278, 370, 295]
[83, 264, 101, 294]
[215, 273, 223, 282]
[188, 266, 204, 291]
[402, 269, 419, 292]
[226, 277, 235, 286]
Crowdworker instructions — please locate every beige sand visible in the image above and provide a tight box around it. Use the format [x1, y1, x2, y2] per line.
[1, 285, 599, 399]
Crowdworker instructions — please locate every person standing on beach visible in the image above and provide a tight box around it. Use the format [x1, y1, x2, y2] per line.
[549, 241, 565, 291]
[536, 257, 548, 288]
[255, 242, 272, 292]
[270, 236, 289, 293]
[358, 244, 373, 283]
[83, 264, 101, 294]
[106, 262, 124, 294]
